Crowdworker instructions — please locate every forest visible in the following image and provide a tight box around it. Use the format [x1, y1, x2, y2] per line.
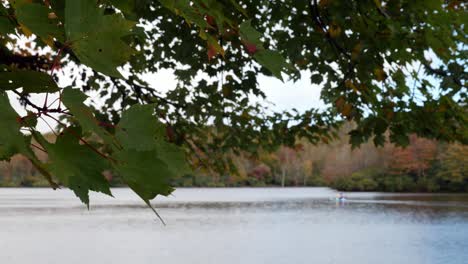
[2, 122, 466, 192]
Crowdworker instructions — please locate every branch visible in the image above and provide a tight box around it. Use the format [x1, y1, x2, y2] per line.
[31, 143, 47, 153]
[0, 49, 52, 70]
[39, 116, 59, 136]
[308, 0, 351, 59]
[107, 75, 187, 110]
[375, 4, 390, 19]
[184, 137, 216, 175]
[337, 61, 357, 89]
[307, 1, 358, 92]
[12, 90, 71, 115]
[423, 63, 463, 87]
[131, 81, 188, 109]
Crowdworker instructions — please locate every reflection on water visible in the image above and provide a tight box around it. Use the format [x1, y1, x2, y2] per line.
[0, 188, 467, 264]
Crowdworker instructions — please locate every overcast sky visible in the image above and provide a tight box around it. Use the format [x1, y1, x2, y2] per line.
[141, 69, 325, 111]
[9, 70, 324, 132]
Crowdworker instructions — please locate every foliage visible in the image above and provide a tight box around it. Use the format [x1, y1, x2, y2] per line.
[436, 143, 468, 191]
[0, 0, 466, 209]
[388, 135, 438, 179]
[332, 168, 380, 191]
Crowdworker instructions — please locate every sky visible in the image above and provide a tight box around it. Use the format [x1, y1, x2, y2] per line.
[8, 70, 324, 132]
[141, 69, 325, 111]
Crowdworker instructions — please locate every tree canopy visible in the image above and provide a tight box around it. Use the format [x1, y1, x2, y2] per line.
[0, 0, 466, 210]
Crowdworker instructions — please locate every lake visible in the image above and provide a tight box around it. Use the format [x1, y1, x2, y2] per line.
[0, 187, 467, 264]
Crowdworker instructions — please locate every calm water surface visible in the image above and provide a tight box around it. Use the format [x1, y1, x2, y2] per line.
[0, 188, 467, 264]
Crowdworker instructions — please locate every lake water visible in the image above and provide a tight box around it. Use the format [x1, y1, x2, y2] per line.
[0, 188, 467, 264]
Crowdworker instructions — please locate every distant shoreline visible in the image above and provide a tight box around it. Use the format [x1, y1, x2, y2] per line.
[0, 185, 467, 194]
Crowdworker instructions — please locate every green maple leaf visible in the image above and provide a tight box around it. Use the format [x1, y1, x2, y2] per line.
[0, 6, 15, 35]
[0, 17, 14, 35]
[228, 0, 248, 17]
[114, 148, 172, 224]
[64, 0, 136, 77]
[21, 111, 38, 128]
[116, 105, 189, 190]
[34, 127, 112, 206]
[0, 70, 59, 93]
[62, 88, 117, 148]
[0, 92, 57, 187]
[155, 138, 191, 177]
[14, 2, 65, 44]
[49, 0, 65, 22]
[239, 20, 263, 47]
[239, 20, 292, 81]
[254, 50, 290, 81]
[0, 5, 15, 35]
[159, 0, 210, 28]
[115, 104, 190, 174]
[115, 104, 164, 151]
[113, 104, 190, 222]
[311, 74, 324, 84]
[0, 92, 30, 160]
[107, 0, 147, 21]
[114, 149, 174, 201]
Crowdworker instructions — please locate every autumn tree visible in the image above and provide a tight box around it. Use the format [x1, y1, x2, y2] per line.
[389, 135, 438, 180]
[0, 0, 466, 208]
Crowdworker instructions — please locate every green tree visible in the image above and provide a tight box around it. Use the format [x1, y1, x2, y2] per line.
[437, 143, 468, 191]
[0, 0, 466, 208]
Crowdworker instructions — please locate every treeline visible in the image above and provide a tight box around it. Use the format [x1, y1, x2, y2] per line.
[173, 123, 467, 192]
[1, 124, 467, 192]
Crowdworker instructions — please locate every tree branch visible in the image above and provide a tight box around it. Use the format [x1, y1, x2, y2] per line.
[12, 90, 71, 115]
[308, 0, 351, 59]
[423, 63, 463, 87]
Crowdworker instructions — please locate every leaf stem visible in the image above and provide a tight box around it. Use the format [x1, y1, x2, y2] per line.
[39, 116, 58, 137]
[31, 143, 47, 153]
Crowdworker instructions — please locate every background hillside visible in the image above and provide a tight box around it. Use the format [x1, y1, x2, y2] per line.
[1, 124, 466, 192]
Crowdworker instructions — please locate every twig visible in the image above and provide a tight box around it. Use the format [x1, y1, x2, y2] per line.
[411, 63, 423, 99]
[133, 82, 187, 109]
[12, 90, 71, 115]
[31, 143, 47, 153]
[184, 137, 217, 175]
[308, 0, 356, 92]
[43, 48, 63, 109]
[308, 0, 351, 59]
[145, 200, 166, 226]
[47, 97, 61, 108]
[423, 63, 463, 87]
[39, 116, 58, 137]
